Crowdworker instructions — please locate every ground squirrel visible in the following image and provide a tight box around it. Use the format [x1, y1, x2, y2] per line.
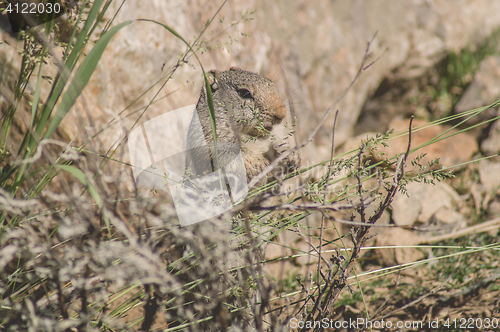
[186, 67, 299, 186]
[175, 68, 298, 330]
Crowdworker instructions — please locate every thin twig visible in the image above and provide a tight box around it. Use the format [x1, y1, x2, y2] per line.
[315, 110, 339, 305]
[356, 143, 367, 223]
[297, 32, 388, 332]
[295, 226, 331, 268]
[418, 217, 500, 244]
[249, 196, 378, 212]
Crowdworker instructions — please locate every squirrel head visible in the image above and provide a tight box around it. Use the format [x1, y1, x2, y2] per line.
[201, 67, 287, 137]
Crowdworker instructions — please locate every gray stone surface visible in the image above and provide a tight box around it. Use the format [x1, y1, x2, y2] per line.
[3, 0, 500, 165]
[481, 117, 500, 155]
[454, 55, 500, 125]
[479, 160, 500, 194]
[430, 207, 468, 235]
[392, 181, 462, 226]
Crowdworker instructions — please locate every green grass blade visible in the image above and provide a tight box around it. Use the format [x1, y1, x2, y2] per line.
[30, 56, 44, 131]
[55, 164, 103, 208]
[62, 0, 88, 62]
[30, 0, 105, 148]
[43, 20, 134, 139]
[204, 74, 222, 177]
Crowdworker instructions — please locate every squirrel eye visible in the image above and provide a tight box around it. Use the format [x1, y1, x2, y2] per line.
[237, 88, 252, 99]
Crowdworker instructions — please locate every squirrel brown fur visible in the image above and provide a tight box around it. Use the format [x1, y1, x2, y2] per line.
[186, 67, 299, 184]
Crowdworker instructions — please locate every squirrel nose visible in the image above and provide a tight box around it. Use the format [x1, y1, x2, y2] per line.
[275, 102, 287, 120]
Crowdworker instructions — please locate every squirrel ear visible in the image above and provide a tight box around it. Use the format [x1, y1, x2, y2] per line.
[207, 70, 220, 91]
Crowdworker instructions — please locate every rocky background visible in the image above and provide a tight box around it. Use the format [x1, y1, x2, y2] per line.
[83, 0, 500, 154]
[1, 0, 499, 264]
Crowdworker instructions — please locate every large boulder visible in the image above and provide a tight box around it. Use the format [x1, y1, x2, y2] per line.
[3, 0, 500, 165]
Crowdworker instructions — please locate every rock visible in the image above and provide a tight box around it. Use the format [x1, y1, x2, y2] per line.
[374, 184, 468, 267]
[392, 181, 462, 226]
[2, 0, 495, 164]
[488, 198, 500, 216]
[375, 228, 425, 266]
[385, 118, 477, 169]
[342, 119, 478, 171]
[432, 208, 467, 225]
[479, 160, 500, 194]
[429, 207, 468, 235]
[266, 241, 292, 261]
[454, 56, 500, 125]
[294, 242, 315, 266]
[481, 117, 500, 155]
